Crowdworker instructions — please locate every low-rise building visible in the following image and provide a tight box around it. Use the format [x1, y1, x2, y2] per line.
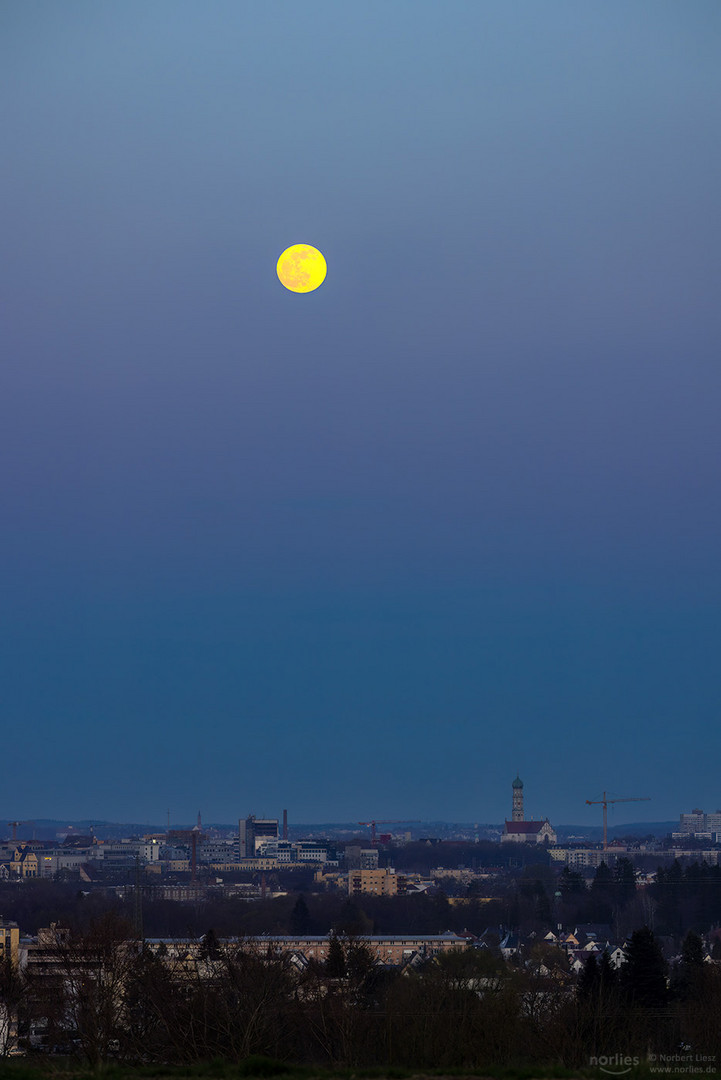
[502, 820, 557, 844]
[191, 932, 469, 965]
[38, 851, 93, 877]
[549, 847, 624, 868]
[344, 845, 379, 870]
[11, 845, 39, 877]
[100, 840, 160, 863]
[160, 859, 190, 873]
[349, 867, 401, 896]
[198, 840, 238, 863]
[256, 839, 331, 863]
[0, 919, 19, 967]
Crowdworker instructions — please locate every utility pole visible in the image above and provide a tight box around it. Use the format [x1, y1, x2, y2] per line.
[134, 855, 144, 941]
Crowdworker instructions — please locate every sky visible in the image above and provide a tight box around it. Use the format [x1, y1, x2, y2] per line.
[1, 1, 720, 828]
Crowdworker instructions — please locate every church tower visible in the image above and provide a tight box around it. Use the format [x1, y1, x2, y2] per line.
[512, 775, 524, 821]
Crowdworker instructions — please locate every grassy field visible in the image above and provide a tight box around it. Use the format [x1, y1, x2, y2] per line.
[0, 1059, 718, 1080]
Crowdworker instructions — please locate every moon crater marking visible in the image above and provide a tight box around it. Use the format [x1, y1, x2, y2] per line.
[277, 244, 327, 293]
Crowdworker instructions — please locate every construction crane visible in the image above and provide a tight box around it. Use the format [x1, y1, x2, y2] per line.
[7, 821, 34, 843]
[358, 820, 420, 845]
[586, 792, 651, 850]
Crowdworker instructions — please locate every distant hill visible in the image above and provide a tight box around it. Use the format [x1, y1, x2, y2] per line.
[555, 822, 676, 841]
[0, 820, 168, 842]
[1, 818, 677, 843]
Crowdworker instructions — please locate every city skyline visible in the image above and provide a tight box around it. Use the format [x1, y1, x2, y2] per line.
[0, 777, 708, 834]
[2, 3, 720, 824]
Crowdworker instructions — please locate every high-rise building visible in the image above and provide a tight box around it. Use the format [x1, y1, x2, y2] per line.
[678, 809, 721, 835]
[239, 815, 279, 858]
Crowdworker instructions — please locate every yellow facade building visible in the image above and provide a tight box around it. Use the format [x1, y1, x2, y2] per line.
[348, 867, 400, 897]
[11, 845, 39, 878]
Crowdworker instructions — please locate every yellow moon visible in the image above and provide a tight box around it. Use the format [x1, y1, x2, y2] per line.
[277, 244, 327, 293]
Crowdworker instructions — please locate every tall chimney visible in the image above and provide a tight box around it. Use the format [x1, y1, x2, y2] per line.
[283, 809, 288, 841]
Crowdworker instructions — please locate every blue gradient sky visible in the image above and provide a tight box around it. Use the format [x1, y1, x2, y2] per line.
[2, 2, 720, 826]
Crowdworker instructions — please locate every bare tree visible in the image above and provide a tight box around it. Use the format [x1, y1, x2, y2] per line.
[0, 957, 25, 1057]
[38, 914, 138, 1070]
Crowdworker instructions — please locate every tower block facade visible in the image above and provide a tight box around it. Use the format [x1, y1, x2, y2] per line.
[512, 775, 524, 821]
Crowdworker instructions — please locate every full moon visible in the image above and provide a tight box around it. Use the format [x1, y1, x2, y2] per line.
[276, 244, 327, 293]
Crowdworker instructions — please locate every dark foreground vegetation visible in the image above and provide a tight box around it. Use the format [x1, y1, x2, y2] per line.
[4, 859, 721, 1076]
[4, 914, 721, 1075]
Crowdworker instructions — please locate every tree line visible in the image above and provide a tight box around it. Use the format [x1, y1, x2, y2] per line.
[4, 858, 721, 946]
